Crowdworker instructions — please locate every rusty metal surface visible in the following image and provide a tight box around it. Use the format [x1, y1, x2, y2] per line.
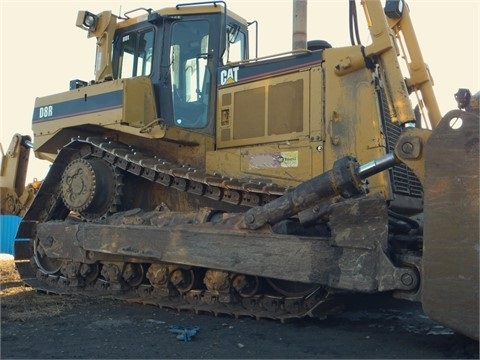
[31, 196, 417, 291]
[36, 217, 336, 285]
[18, 204, 415, 324]
[422, 109, 479, 340]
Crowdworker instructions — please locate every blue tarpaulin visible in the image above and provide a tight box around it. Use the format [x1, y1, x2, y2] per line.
[0, 215, 23, 255]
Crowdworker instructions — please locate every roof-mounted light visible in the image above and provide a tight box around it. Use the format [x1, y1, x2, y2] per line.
[83, 13, 97, 28]
[76, 11, 98, 32]
[384, 0, 404, 19]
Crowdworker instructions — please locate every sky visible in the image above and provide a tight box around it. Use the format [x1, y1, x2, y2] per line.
[1, 0, 478, 182]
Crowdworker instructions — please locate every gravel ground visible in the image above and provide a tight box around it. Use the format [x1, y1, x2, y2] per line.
[1, 260, 478, 359]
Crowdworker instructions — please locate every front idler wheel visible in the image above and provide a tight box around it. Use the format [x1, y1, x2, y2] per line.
[33, 237, 62, 275]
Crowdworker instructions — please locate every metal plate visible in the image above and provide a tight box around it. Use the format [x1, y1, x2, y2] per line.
[422, 110, 479, 340]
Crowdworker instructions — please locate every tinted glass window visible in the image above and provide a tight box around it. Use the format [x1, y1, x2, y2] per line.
[170, 20, 210, 128]
[116, 29, 154, 78]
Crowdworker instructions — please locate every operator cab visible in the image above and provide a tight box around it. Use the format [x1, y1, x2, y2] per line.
[111, 4, 250, 135]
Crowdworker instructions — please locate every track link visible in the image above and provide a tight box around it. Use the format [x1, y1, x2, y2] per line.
[16, 257, 337, 323]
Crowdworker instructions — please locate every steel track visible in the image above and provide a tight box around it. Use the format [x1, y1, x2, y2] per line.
[16, 136, 339, 322]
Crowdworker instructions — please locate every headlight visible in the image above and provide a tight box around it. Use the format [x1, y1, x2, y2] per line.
[83, 11, 98, 30]
[76, 11, 98, 31]
[384, 0, 404, 19]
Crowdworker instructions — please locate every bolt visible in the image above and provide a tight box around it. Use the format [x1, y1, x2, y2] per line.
[402, 142, 414, 154]
[401, 272, 414, 287]
[245, 213, 255, 225]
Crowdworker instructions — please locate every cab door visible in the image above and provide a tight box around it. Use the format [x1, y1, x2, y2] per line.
[169, 20, 211, 130]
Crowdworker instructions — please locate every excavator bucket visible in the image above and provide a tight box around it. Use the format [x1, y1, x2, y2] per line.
[422, 109, 479, 340]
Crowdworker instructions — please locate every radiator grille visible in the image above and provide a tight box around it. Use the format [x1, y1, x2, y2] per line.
[381, 99, 423, 198]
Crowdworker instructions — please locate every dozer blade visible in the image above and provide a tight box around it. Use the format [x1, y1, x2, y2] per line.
[422, 109, 479, 340]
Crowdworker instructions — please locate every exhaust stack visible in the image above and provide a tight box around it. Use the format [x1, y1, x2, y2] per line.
[292, 0, 307, 50]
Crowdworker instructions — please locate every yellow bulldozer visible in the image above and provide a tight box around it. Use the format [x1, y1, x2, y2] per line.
[14, 0, 478, 340]
[0, 134, 41, 216]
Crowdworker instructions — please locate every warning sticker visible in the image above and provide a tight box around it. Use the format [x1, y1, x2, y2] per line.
[249, 151, 299, 169]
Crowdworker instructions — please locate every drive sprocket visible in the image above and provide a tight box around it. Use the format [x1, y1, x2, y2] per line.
[60, 157, 122, 220]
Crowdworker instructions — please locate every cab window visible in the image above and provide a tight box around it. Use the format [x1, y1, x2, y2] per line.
[222, 24, 246, 64]
[116, 29, 154, 78]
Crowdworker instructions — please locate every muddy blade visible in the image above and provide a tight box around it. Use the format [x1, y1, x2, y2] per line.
[422, 110, 479, 340]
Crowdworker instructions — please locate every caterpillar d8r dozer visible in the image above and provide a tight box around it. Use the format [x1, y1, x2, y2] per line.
[15, 0, 478, 340]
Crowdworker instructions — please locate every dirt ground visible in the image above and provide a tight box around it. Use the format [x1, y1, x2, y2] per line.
[1, 259, 478, 359]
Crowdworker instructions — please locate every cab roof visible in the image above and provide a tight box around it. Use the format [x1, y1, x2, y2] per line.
[116, 2, 249, 30]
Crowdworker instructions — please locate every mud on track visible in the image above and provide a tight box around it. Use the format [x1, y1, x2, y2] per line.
[1, 259, 478, 359]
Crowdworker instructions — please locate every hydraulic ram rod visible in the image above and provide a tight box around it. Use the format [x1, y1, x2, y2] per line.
[243, 153, 398, 230]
